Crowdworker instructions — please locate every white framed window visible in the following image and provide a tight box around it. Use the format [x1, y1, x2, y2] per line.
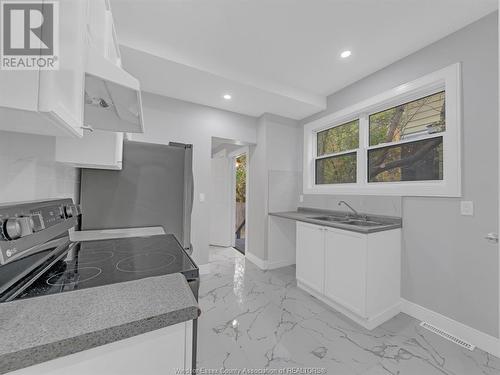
[303, 63, 461, 197]
[315, 119, 359, 185]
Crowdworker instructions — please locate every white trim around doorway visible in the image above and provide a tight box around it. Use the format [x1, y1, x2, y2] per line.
[228, 147, 249, 254]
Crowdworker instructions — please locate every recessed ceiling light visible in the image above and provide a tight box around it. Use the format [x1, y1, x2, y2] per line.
[340, 50, 352, 58]
[223, 94, 232, 100]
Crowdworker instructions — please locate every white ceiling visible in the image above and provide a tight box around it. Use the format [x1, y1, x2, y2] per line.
[111, 0, 498, 120]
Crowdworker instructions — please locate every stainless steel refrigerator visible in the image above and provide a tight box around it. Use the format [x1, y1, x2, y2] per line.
[80, 140, 194, 254]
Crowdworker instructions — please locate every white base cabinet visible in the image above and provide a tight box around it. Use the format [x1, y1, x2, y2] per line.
[7, 321, 193, 375]
[296, 221, 401, 330]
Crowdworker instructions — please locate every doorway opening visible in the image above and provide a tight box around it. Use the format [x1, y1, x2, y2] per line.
[209, 137, 253, 259]
[234, 153, 247, 254]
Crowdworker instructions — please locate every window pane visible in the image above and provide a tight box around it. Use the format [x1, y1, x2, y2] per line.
[316, 152, 357, 184]
[369, 91, 445, 146]
[368, 137, 443, 182]
[317, 120, 359, 156]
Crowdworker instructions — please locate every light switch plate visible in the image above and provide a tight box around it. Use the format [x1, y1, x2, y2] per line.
[460, 201, 474, 216]
[199, 193, 206, 203]
[299, 195, 304, 203]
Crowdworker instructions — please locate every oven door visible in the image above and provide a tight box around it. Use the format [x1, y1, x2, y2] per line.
[0, 238, 75, 302]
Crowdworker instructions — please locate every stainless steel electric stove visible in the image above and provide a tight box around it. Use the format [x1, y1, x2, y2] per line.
[0, 198, 200, 368]
[12, 233, 199, 301]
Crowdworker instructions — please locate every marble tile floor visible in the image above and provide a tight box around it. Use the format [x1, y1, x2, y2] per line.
[197, 246, 500, 375]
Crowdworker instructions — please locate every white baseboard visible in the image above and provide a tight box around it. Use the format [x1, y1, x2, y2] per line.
[400, 299, 500, 357]
[245, 252, 268, 269]
[297, 281, 401, 330]
[267, 259, 295, 270]
[245, 252, 295, 270]
[198, 263, 210, 275]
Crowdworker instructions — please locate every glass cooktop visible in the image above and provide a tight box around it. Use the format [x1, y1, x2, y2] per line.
[16, 234, 198, 300]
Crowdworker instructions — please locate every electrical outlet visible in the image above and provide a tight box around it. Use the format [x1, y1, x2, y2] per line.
[460, 201, 474, 216]
[299, 195, 304, 203]
[199, 193, 206, 203]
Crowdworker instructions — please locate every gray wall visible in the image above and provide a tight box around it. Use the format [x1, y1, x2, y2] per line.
[248, 114, 301, 261]
[298, 193, 402, 218]
[248, 116, 268, 260]
[300, 13, 499, 337]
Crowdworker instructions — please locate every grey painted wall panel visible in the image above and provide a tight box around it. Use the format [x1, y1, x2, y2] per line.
[248, 116, 268, 260]
[248, 114, 301, 261]
[300, 13, 499, 336]
[268, 170, 300, 213]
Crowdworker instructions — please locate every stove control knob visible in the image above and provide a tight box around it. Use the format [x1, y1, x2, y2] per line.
[64, 205, 81, 218]
[4, 218, 22, 240]
[2, 217, 35, 240]
[64, 205, 74, 218]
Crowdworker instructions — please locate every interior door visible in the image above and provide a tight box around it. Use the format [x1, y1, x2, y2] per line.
[324, 228, 367, 316]
[296, 222, 325, 293]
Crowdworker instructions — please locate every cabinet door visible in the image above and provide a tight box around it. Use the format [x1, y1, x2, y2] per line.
[0, 0, 86, 137]
[55, 130, 123, 170]
[324, 228, 367, 316]
[38, 0, 87, 137]
[87, 0, 116, 61]
[0, 72, 39, 112]
[296, 222, 325, 293]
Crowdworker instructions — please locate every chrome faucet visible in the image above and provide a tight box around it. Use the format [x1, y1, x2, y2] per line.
[338, 200, 366, 220]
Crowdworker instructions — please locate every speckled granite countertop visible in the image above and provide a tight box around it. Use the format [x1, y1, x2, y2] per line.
[269, 207, 402, 234]
[0, 273, 198, 374]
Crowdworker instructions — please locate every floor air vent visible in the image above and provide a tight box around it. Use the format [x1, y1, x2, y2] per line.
[419, 322, 475, 351]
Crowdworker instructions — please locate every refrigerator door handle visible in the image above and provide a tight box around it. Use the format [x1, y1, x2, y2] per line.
[183, 145, 194, 254]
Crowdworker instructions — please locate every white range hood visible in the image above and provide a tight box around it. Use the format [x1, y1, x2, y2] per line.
[84, 46, 144, 133]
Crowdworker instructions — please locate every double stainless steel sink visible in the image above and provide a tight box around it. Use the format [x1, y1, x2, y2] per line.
[308, 215, 384, 227]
